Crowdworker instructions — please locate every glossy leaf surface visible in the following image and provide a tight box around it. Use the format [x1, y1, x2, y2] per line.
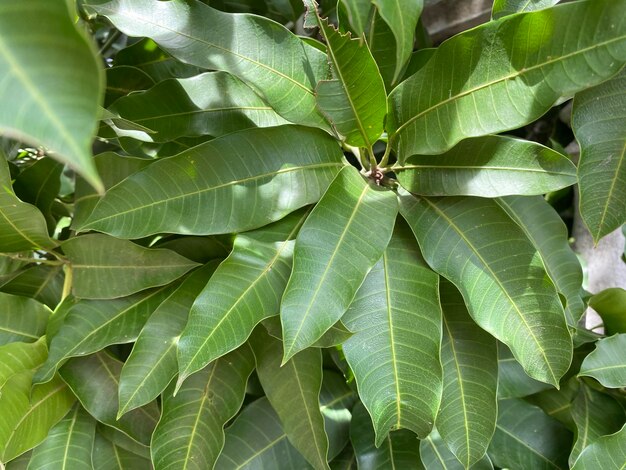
[571, 424, 626, 470]
[420, 428, 493, 470]
[0, 293, 49, 346]
[579, 334, 626, 387]
[492, 0, 560, 19]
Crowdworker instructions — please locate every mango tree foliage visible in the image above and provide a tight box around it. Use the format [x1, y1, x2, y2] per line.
[0, 0, 625, 468]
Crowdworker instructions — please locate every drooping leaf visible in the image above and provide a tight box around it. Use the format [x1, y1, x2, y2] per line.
[251, 328, 329, 469]
[86, 0, 330, 128]
[151, 345, 255, 470]
[281, 166, 397, 361]
[0, 338, 47, 391]
[570, 384, 625, 465]
[59, 351, 160, 446]
[395, 136, 577, 197]
[571, 423, 626, 470]
[35, 285, 174, 384]
[492, 0, 560, 19]
[215, 397, 312, 469]
[341, 222, 442, 443]
[92, 432, 152, 470]
[0, 265, 64, 309]
[497, 342, 552, 399]
[118, 262, 218, 416]
[0, 0, 104, 191]
[0, 292, 50, 346]
[80, 126, 345, 238]
[488, 399, 572, 469]
[574, 68, 626, 242]
[63, 234, 198, 299]
[338, 0, 372, 36]
[436, 280, 498, 468]
[350, 402, 423, 470]
[589, 288, 626, 335]
[579, 334, 626, 388]
[388, 0, 626, 159]
[420, 428, 494, 470]
[399, 193, 572, 386]
[497, 195, 585, 324]
[177, 210, 307, 385]
[304, 1, 387, 148]
[27, 405, 96, 470]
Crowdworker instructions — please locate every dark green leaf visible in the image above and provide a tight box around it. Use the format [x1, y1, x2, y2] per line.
[0, 292, 50, 346]
[526, 378, 578, 430]
[320, 371, 357, 460]
[589, 288, 626, 335]
[571, 423, 626, 470]
[497, 342, 552, 399]
[0, 265, 64, 309]
[338, 0, 372, 36]
[92, 432, 152, 470]
[104, 65, 155, 108]
[420, 428, 494, 470]
[579, 334, 626, 388]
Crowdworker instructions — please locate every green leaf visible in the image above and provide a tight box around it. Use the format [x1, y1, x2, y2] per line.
[571, 423, 626, 470]
[86, 0, 330, 128]
[338, 0, 372, 36]
[80, 126, 345, 238]
[437, 280, 498, 468]
[0, 338, 47, 390]
[0, 373, 76, 463]
[579, 334, 626, 388]
[497, 195, 585, 325]
[395, 136, 577, 197]
[492, 0, 560, 19]
[574, 68, 626, 242]
[497, 342, 552, 399]
[488, 399, 572, 469]
[341, 222, 442, 443]
[589, 288, 626, 335]
[251, 328, 329, 469]
[0, 0, 103, 191]
[105, 72, 288, 143]
[350, 402, 423, 470]
[399, 193, 572, 386]
[96, 425, 151, 460]
[570, 384, 625, 465]
[118, 262, 218, 417]
[59, 351, 160, 446]
[35, 285, 173, 385]
[281, 166, 397, 360]
[0, 293, 50, 346]
[27, 405, 96, 470]
[320, 371, 357, 460]
[63, 234, 198, 299]
[153, 236, 232, 264]
[371, 0, 424, 84]
[216, 397, 312, 469]
[388, 0, 626, 159]
[0, 265, 64, 309]
[420, 428, 494, 470]
[330, 445, 357, 470]
[525, 378, 578, 430]
[103, 65, 155, 108]
[305, 1, 387, 148]
[177, 210, 307, 385]
[92, 432, 152, 470]
[151, 345, 255, 470]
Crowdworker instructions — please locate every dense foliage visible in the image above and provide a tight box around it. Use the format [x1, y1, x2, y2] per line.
[0, 0, 625, 468]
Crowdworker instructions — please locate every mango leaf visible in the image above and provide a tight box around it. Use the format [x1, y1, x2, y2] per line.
[118, 263, 218, 416]
[497, 342, 552, 399]
[0, 293, 50, 346]
[304, 1, 387, 148]
[420, 428, 494, 470]
[371, 0, 424, 84]
[488, 399, 572, 469]
[153, 236, 232, 264]
[399, 193, 572, 386]
[589, 288, 626, 335]
[103, 65, 155, 108]
[350, 402, 423, 470]
[579, 334, 626, 387]
[338, 0, 372, 36]
[0, 338, 47, 390]
[59, 351, 160, 446]
[79, 126, 345, 238]
[492, 0, 560, 19]
[497, 195, 585, 325]
[330, 445, 357, 470]
[571, 423, 626, 470]
[525, 378, 578, 430]
[0, 265, 64, 309]
[27, 405, 96, 470]
[97, 425, 150, 460]
[0, 0, 103, 191]
[0, 372, 75, 463]
[367, 11, 398, 90]
[251, 328, 329, 469]
[63, 234, 198, 299]
[92, 432, 152, 470]
[281, 166, 397, 361]
[341, 222, 442, 443]
[177, 210, 307, 386]
[388, 0, 626, 159]
[320, 371, 357, 460]
[395, 136, 577, 197]
[106, 72, 288, 144]
[215, 397, 312, 469]
[35, 285, 174, 385]
[437, 280, 498, 468]
[151, 345, 255, 470]
[574, 68, 626, 242]
[86, 0, 330, 128]
[312, 320, 353, 348]
[570, 385, 625, 465]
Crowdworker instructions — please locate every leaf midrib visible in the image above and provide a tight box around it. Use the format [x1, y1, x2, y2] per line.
[396, 164, 574, 177]
[495, 423, 561, 469]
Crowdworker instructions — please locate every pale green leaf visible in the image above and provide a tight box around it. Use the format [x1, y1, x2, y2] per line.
[399, 193, 572, 386]
[80, 126, 345, 238]
[0, 338, 47, 391]
[395, 136, 577, 197]
[492, 0, 560, 19]
[151, 345, 255, 470]
[281, 166, 397, 361]
[579, 334, 626, 388]
[0, 293, 50, 346]
[420, 428, 494, 470]
[342, 222, 442, 443]
[574, 68, 626, 242]
[571, 423, 626, 470]
[388, 0, 626, 159]
[92, 432, 152, 470]
[589, 288, 626, 335]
